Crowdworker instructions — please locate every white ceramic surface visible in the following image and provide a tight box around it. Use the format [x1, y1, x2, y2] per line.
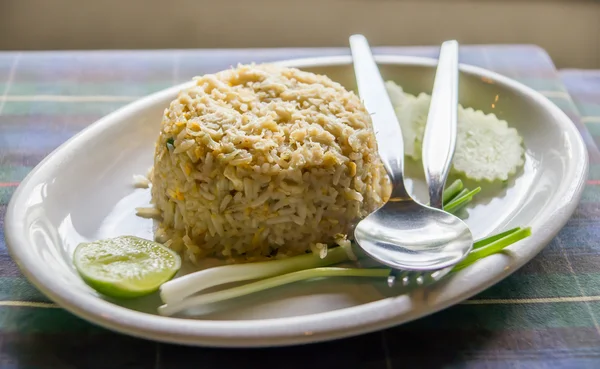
[4, 55, 588, 347]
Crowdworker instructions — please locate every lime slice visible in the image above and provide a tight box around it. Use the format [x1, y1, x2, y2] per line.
[73, 236, 181, 299]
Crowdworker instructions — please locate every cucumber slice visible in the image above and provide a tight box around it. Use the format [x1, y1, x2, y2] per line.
[385, 81, 525, 182]
[453, 107, 525, 181]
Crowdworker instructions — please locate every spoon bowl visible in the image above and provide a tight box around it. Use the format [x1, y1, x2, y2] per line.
[354, 199, 473, 271]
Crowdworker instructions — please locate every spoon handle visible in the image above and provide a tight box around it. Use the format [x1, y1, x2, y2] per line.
[422, 40, 460, 209]
[349, 34, 409, 198]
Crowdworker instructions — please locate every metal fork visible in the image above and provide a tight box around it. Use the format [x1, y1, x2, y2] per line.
[388, 40, 461, 288]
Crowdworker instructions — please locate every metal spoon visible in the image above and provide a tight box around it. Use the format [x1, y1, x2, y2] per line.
[387, 39, 468, 285]
[350, 34, 473, 272]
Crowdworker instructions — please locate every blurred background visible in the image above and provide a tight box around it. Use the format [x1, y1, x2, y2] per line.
[0, 0, 599, 68]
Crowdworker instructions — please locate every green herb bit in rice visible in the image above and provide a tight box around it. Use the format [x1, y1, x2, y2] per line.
[166, 137, 174, 149]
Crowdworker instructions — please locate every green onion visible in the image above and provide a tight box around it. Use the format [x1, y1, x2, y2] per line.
[158, 227, 531, 316]
[166, 137, 174, 149]
[158, 227, 531, 315]
[442, 179, 464, 204]
[472, 227, 521, 250]
[158, 267, 390, 316]
[452, 227, 532, 272]
[160, 246, 350, 304]
[451, 188, 469, 202]
[444, 187, 482, 213]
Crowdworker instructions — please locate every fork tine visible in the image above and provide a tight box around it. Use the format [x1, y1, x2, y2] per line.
[387, 266, 454, 290]
[387, 272, 396, 287]
[387, 269, 400, 287]
[388, 269, 412, 287]
[415, 273, 425, 286]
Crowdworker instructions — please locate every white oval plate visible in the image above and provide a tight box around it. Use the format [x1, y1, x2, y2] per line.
[4, 56, 588, 347]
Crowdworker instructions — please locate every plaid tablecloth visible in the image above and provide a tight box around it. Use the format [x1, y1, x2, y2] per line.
[1, 45, 599, 368]
[561, 70, 600, 150]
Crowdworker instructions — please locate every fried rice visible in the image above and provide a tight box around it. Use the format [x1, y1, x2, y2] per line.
[149, 63, 391, 263]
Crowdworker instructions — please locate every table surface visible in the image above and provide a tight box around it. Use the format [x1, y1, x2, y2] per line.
[1, 45, 600, 369]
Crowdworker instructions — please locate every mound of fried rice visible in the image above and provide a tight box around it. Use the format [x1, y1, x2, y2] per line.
[148, 63, 391, 263]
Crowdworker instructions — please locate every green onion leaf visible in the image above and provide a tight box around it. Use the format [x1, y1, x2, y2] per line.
[452, 227, 532, 271]
[444, 187, 482, 213]
[158, 267, 390, 316]
[442, 179, 464, 204]
[160, 246, 350, 304]
[472, 227, 521, 250]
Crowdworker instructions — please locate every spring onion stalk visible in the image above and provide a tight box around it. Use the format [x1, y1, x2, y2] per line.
[159, 227, 531, 316]
[442, 179, 464, 204]
[444, 187, 482, 214]
[160, 181, 471, 305]
[158, 267, 390, 316]
[472, 227, 521, 250]
[160, 246, 350, 304]
[452, 227, 532, 272]
[450, 188, 469, 203]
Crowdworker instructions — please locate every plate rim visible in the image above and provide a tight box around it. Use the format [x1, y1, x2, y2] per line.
[4, 55, 589, 347]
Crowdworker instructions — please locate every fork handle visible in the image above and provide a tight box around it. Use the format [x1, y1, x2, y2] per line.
[422, 40, 460, 209]
[349, 34, 409, 198]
